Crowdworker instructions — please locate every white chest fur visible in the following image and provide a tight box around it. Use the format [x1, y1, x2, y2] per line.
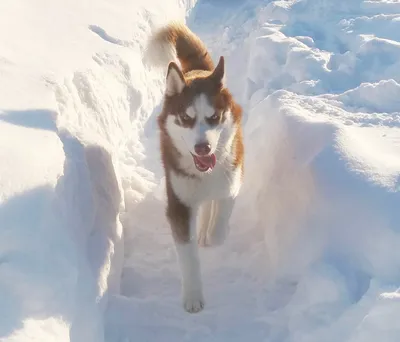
[170, 162, 242, 206]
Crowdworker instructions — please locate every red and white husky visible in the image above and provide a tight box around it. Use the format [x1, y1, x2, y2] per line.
[145, 22, 244, 313]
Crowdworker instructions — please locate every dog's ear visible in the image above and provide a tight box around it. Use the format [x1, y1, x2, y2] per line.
[211, 56, 226, 86]
[166, 62, 185, 96]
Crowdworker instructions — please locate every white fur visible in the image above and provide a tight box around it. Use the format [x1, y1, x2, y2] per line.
[165, 94, 235, 165]
[166, 67, 185, 96]
[174, 208, 204, 313]
[186, 94, 223, 152]
[143, 29, 181, 69]
[169, 162, 241, 204]
[197, 200, 216, 246]
[205, 197, 235, 246]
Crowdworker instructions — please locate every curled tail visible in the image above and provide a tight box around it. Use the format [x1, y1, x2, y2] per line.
[144, 21, 214, 74]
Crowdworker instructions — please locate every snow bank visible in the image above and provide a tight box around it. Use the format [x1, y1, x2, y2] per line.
[0, 0, 194, 341]
[243, 90, 400, 341]
[236, 0, 400, 340]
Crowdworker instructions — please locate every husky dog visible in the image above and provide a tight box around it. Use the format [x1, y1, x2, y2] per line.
[145, 21, 244, 313]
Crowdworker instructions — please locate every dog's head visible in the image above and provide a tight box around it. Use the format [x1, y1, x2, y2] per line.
[159, 56, 241, 174]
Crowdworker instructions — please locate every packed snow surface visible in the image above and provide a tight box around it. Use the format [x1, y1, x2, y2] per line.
[1, 0, 400, 341]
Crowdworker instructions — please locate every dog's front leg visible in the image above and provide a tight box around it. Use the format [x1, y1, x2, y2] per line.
[167, 198, 204, 313]
[175, 233, 204, 313]
[206, 196, 235, 246]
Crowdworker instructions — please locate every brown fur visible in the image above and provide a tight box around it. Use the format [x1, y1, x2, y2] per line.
[152, 21, 215, 73]
[165, 183, 191, 242]
[153, 22, 244, 243]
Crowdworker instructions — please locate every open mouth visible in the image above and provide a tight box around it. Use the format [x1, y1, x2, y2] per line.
[191, 153, 216, 172]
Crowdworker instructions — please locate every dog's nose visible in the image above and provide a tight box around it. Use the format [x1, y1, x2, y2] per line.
[194, 142, 211, 156]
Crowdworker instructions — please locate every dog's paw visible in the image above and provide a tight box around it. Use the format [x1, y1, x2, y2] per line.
[197, 231, 210, 247]
[183, 291, 205, 313]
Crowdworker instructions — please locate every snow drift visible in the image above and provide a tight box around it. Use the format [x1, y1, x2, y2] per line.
[1, 0, 400, 341]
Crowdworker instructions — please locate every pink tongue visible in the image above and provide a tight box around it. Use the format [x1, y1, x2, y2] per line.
[196, 154, 216, 169]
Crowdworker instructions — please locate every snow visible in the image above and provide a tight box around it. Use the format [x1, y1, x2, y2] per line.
[1, 0, 400, 341]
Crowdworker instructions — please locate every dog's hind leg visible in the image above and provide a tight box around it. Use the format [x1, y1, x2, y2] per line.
[206, 196, 235, 246]
[197, 200, 216, 247]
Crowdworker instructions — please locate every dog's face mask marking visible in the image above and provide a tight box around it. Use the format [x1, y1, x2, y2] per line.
[163, 58, 236, 173]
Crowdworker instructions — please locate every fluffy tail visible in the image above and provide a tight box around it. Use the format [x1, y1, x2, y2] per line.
[144, 21, 214, 74]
